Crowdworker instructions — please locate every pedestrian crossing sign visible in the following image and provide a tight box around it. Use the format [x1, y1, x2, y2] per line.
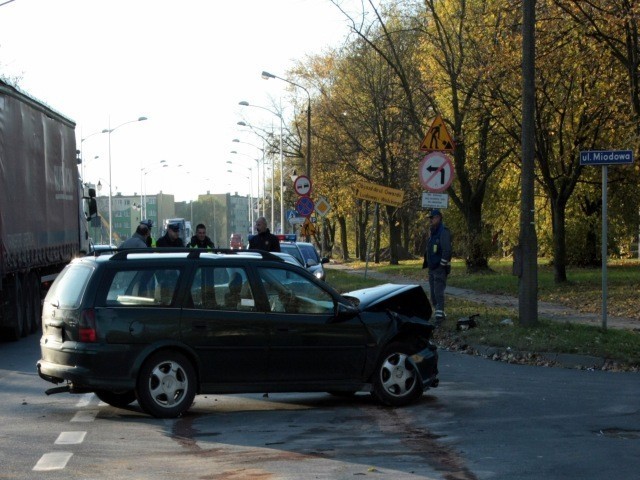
[420, 115, 455, 152]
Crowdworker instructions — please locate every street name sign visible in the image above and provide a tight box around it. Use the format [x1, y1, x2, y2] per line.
[354, 181, 404, 207]
[580, 150, 634, 165]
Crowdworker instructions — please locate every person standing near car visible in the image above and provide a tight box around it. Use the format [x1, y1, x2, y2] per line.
[119, 220, 152, 249]
[156, 222, 184, 248]
[422, 209, 452, 326]
[248, 216, 280, 252]
[188, 223, 215, 249]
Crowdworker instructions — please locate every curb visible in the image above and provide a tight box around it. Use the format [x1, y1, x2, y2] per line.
[469, 344, 607, 370]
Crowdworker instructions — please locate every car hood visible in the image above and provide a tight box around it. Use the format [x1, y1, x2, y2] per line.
[343, 283, 432, 321]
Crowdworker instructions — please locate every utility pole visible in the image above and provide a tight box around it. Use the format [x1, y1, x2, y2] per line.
[519, 0, 538, 326]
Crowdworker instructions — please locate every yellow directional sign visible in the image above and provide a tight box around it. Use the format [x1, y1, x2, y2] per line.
[420, 114, 455, 152]
[354, 181, 404, 208]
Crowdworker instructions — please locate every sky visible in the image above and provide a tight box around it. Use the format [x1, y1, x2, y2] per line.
[0, 0, 362, 202]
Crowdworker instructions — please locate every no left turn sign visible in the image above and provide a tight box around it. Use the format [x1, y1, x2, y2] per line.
[419, 152, 455, 192]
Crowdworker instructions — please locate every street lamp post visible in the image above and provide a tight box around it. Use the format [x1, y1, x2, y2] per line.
[101, 116, 147, 244]
[141, 160, 167, 218]
[227, 167, 254, 228]
[79, 130, 104, 183]
[232, 138, 264, 219]
[261, 71, 311, 181]
[238, 101, 285, 234]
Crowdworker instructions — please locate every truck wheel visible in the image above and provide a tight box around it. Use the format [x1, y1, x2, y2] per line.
[371, 342, 424, 407]
[136, 351, 196, 418]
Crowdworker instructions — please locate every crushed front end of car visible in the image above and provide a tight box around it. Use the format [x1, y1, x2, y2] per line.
[343, 283, 439, 393]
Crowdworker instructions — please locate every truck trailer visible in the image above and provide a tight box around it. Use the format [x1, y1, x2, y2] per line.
[0, 80, 92, 340]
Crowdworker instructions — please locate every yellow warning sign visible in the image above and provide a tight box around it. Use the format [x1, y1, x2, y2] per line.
[420, 115, 455, 152]
[300, 217, 316, 236]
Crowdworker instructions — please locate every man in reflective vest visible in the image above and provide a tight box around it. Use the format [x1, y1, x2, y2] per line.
[188, 223, 215, 249]
[422, 209, 452, 326]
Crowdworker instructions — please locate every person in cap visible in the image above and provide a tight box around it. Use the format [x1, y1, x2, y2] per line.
[119, 221, 152, 249]
[156, 222, 185, 248]
[248, 216, 280, 252]
[188, 223, 215, 249]
[422, 209, 452, 326]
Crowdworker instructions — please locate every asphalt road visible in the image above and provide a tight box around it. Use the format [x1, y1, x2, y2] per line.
[1, 333, 639, 479]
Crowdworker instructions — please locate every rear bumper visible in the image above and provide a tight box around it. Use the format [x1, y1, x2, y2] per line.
[37, 359, 135, 391]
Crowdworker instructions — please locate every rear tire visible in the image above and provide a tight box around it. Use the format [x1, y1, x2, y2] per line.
[95, 390, 137, 408]
[371, 342, 423, 407]
[136, 351, 196, 418]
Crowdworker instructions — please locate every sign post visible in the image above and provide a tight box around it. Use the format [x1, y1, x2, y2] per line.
[580, 150, 635, 329]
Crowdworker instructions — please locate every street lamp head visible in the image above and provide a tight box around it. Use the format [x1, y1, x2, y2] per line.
[226, 160, 232, 164]
[101, 128, 109, 134]
[238, 101, 250, 106]
[232, 138, 240, 143]
[138, 116, 148, 122]
[230, 150, 238, 154]
[237, 121, 248, 126]
[97, 180, 102, 191]
[261, 71, 276, 80]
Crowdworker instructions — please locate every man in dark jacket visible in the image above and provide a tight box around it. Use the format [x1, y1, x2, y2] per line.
[156, 222, 184, 248]
[188, 223, 215, 249]
[248, 217, 280, 252]
[119, 221, 151, 249]
[422, 209, 452, 326]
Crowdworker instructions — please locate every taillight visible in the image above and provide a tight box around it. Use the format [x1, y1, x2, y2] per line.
[79, 308, 97, 343]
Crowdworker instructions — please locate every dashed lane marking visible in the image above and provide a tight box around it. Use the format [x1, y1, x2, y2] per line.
[32, 452, 73, 471]
[55, 431, 87, 445]
[71, 409, 98, 422]
[75, 393, 95, 408]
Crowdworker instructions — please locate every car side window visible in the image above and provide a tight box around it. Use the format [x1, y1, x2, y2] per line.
[103, 268, 181, 307]
[190, 266, 255, 312]
[257, 267, 334, 315]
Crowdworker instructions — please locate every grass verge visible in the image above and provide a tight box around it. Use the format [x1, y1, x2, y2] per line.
[325, 266, 640, 370]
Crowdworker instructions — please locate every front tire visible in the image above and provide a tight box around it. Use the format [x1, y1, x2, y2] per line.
[372, 343, 423, 407]
[136, 351, 196, 418]
[95, 390, 137, 408]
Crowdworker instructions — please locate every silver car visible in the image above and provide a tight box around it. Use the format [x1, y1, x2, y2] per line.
[279, 242, 329, 280]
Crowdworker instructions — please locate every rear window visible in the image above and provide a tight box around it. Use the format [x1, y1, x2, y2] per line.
[45, 264, 93, 309]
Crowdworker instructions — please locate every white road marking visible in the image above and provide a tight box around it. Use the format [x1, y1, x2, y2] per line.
[75, 393, 95, 408]
[71, 409, 98, 422]
[55, 431, 87, 445]
[32, 452, 73, 471]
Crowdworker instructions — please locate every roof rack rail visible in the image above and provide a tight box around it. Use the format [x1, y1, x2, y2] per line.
[108, 247, 285, 262]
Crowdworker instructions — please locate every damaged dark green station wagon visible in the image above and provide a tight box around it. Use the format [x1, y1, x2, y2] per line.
[38, 249, 439, 418]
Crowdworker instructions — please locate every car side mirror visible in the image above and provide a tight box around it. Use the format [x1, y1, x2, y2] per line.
[320, 257, 329, 264]
[332, 302, 359, 322]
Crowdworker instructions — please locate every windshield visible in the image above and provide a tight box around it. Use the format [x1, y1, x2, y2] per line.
[298, 244, 320, 263]
[280, 244, 304, 264]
